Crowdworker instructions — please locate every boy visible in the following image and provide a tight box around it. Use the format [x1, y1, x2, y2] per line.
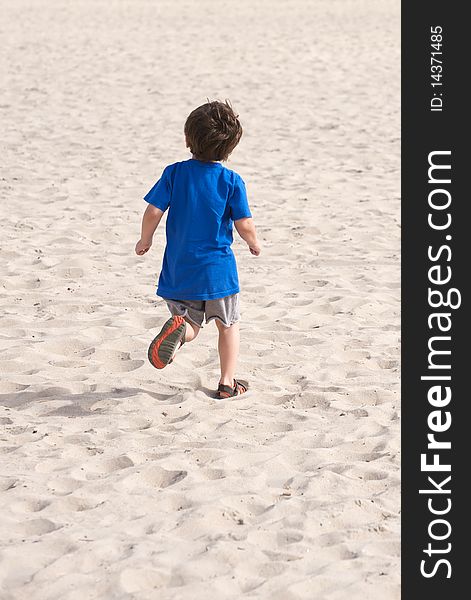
[135, 100, 260, 399]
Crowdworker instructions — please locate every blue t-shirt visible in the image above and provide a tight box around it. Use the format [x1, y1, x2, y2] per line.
[144, 158, 252, 301]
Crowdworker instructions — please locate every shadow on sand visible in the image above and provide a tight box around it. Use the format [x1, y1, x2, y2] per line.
[0, 384, 218, 417]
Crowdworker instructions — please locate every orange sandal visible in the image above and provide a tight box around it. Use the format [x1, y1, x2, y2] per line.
[217, 379, 248, 399]
[148, 316, 186, 369]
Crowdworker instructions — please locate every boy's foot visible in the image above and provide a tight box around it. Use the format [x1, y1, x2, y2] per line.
[148, 316, 186, 369]
[216, 379, 248, 399]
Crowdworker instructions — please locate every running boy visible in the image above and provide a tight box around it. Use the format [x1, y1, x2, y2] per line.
[135, 100, 260, 399]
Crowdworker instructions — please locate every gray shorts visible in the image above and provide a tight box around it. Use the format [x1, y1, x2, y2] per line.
[165, 293, 240, 328]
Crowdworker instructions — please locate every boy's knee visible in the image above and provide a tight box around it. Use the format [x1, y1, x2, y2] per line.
[215, 319, 237, 332]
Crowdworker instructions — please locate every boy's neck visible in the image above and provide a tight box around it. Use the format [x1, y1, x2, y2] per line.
[191, 154, 219, 164]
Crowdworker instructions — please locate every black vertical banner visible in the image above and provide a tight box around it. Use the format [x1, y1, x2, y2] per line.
[402, 2, 468, 597]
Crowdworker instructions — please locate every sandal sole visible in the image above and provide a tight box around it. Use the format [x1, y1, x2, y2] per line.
[148, 316, 186, 369]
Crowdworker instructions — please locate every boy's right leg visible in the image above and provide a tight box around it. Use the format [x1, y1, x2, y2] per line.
[215, 320, 247, 397]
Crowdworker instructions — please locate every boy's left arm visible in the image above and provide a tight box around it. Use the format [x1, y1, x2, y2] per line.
[135, 204, 164, 255]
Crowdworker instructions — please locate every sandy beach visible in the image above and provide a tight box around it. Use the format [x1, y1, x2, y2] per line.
[1, 0, 400, 598]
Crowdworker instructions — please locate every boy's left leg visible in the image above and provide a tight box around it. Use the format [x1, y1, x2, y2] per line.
[148, 315, 187, 369]
[184, 319, 200, 343]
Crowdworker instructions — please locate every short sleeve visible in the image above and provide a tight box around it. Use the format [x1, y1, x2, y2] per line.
[144, 165, 172, 212]
[229, 173, 252, 221]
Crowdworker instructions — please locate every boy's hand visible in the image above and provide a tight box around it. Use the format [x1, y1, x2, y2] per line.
[136, 205, 164, 256]
[234, 218, 260, 257]
[249, 243, 261, 256]
[135, 239, 152, 255]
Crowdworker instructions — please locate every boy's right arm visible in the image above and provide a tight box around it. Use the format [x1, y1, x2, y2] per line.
[234, 217, 261, 256]
[135, 204, 164, 255]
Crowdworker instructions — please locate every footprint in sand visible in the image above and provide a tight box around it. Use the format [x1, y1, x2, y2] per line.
[286, 393, 325, 409]
[55, 266, 84, 279]
[258, 562, 289, 578]
[52, 495, 98, 512]
[80, 454, 134, 475]
[0, 381, 30, 393]
[119, 466, 187, 490]
[16, 518, 61, 536]
[155, 493, 194, 512]
[47, 477, 83, 495]
[49, 359, 85, 368]
[9, 497, 50, 513]
[277, 530, 304, 545]
[264, 421, 294, 433]
[119, 568, 169, 594]
[100, 358, 144, 373]
[317, 531, 345, 548]
[359, 470, 390, 481]
[0, 360, 32, 374]
[200, 468, 226, 481]
[39, 338, 94, 357]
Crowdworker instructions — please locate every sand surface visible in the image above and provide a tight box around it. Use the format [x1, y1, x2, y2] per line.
[0, 0, 400, 598]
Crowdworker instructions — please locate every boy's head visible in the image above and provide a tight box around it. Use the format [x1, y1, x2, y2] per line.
[184, 100, 242, 162]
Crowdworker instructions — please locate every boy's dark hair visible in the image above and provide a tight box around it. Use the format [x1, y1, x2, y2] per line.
[184, 100, 242, 162]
